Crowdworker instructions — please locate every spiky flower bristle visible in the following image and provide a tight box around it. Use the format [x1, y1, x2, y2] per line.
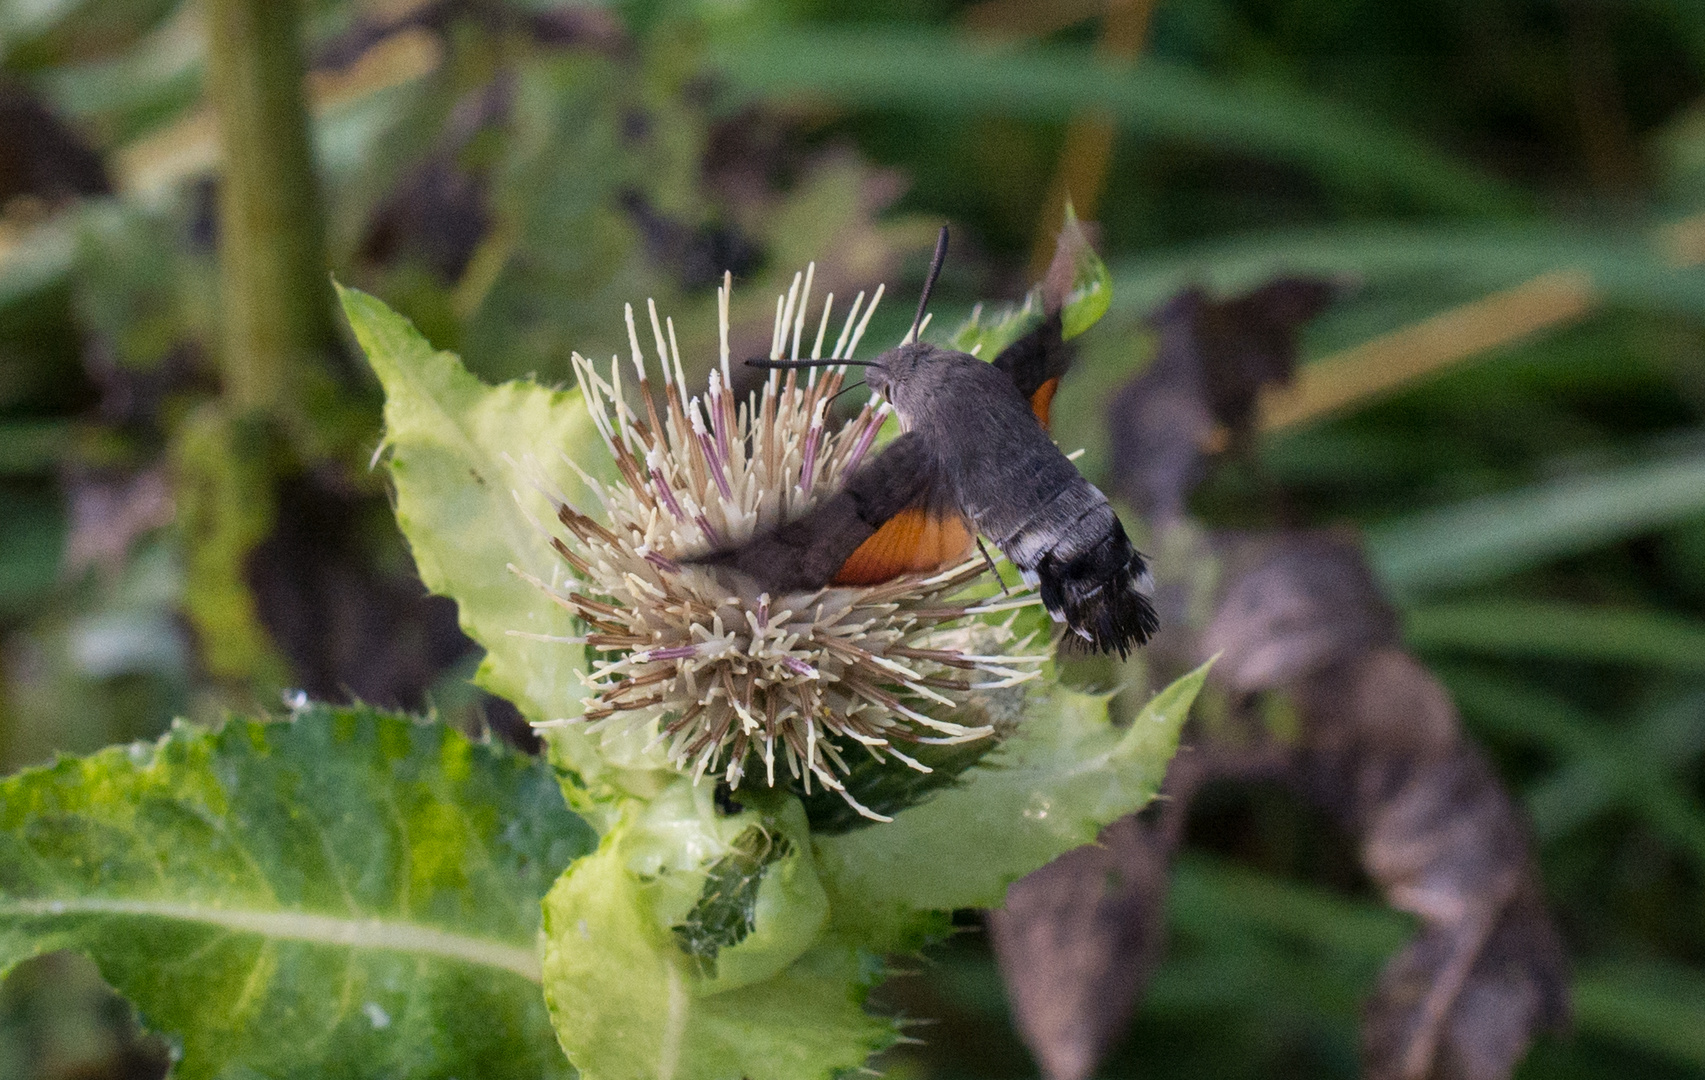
[521, 267, 1045, 821]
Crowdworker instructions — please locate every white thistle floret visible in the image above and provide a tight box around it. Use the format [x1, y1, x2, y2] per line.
[522, 267, 1046, 821]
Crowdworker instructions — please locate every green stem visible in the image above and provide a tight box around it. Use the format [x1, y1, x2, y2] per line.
[205, 0, 339, 414]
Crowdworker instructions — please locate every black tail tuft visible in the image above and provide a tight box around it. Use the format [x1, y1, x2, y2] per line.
[1036, 521, 1159, 659]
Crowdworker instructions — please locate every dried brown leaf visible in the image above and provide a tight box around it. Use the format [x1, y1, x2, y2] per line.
[991, 531, 1568, 1080]
[988, 814, 1173, 1080]
[1201, 532, 1400, 691]
[1108, 279, 1337, 522]
[1291, 649, 1570, 1080]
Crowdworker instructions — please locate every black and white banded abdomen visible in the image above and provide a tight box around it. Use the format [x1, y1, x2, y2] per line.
[989, 482, 1158, 658]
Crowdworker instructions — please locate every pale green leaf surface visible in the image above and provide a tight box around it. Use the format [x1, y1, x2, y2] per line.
[0, 702, 593, 1080]
[815, 663, 1209, 949]
[337, 285, 654, 812]
[947, 289, 1044, 361]
[540, 782, 886, 1080]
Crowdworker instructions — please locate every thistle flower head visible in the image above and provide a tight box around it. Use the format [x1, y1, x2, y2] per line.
[524, 267, 1045, 821]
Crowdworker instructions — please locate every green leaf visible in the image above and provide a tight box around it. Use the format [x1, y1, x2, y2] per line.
[540, 781, 884, 1080]
[1057, 203, 1112, 341]
[1364, 444, 1705, 595]
[336, 284, 654, 821]
[457, 52, 656, 383]
[946, 203, 1113, 356]
[0, 421, 71, 475]
[947, 288, 1044, 360]
[0, 217, 76, 310]
[32, 4, 203, 143]
[1573, 962, 1705, 1069]
[0, 491, 62, 616]
[814, 662, 1210, 950]
[0, 702, 594, 1080]
[535, 670, 1202, 1080]
[708, 29, 1520, 216]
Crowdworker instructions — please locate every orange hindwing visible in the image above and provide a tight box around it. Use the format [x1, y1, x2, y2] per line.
[832, 507, 974, 586]
[831, 368, 1056, 586]
[1029, 377, 1060, 429]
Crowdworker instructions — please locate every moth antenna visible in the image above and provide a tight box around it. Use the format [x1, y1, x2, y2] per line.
[746, 358, 882, 370]
[909, 225, 950, 344]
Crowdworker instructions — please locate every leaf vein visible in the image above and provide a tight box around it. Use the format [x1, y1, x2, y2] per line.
[0, 898, 541, 981]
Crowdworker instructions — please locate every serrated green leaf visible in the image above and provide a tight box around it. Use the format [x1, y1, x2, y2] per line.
[813, 663, 1209, 950]
[538, 672, 1203, 1080]
[947, 204, 1112, 358]
[540, 780, 885, 1080]
[337, 284, 663, 821]
[0, 702, 594, 1080]
[946, 288, 1044, 360]
[1057, 204, 1112, 341]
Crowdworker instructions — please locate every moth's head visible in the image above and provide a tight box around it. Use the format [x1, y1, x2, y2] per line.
[864, 341, 935, 407]
[868, 225, 951, 414]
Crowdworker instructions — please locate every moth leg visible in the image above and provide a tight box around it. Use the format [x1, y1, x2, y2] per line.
[976, 535, 1010, 595]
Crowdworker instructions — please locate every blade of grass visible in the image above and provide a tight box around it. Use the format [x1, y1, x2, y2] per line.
[1025, 0, 1158, 276]
[1440, 668, 1705, 866]
[1404, 600, 1705, 673]
[1170, 859, 1705, 1068]
[1104, 213, 1705, 432]
[1109, 224, 1705, 319]
[1258, 270, 1594, 430]
[708, 29, 1521, 215]
[0, 421, 72, 474]
[1572, 963, 1705, 1067]
[1364, 443, 1705, 595]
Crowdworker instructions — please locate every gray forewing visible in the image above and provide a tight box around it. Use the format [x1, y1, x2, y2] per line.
[903, 351, 1104, 567]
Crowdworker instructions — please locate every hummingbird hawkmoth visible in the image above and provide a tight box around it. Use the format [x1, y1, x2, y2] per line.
[698, 227, 1158, 657]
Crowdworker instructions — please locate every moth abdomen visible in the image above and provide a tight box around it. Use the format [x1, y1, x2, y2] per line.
[1027, 514, 1158, 660]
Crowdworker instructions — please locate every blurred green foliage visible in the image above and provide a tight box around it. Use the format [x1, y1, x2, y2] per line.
[2, 0, 1705, 1077]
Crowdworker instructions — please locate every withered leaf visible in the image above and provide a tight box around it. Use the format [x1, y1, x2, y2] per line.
[1294, 649, 1570, 1080]
[987, 814, 1173, 1080]
[1109, 278, 1337, 522]
[991, 526, 1568, 1080]
[1201, 532, 1400, 692]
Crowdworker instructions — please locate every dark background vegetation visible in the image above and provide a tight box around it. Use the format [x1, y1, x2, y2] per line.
[3, 0, 1705, 1077]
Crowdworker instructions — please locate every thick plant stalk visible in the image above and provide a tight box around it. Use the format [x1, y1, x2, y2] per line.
[181, 0, 337, 691]
[206, 0, 339, 413]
